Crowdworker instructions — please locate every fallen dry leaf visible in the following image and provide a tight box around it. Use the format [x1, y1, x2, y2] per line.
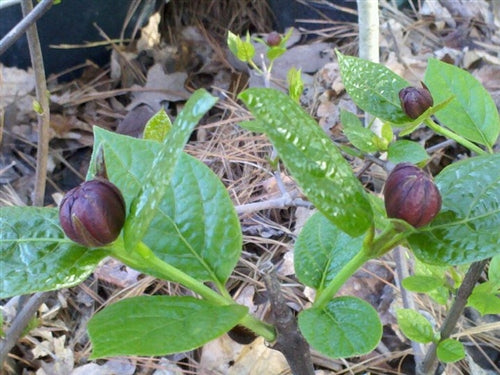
[127, 64, 191, 111]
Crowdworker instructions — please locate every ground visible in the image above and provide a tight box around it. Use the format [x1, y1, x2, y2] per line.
[1, 1, 499, 374]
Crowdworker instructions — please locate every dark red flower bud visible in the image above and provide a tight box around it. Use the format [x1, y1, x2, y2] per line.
[227, 324, 258, 345]
[384, 163, 441, 228]
[399, 84, 434, 119]
[59, 179, 126, 247]
[266, 31, 282, 47]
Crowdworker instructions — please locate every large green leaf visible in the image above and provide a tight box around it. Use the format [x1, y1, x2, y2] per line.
[91, 128, 241, 283]
[239, 88, 372, 237]
[88, 296, 247, 358]
[424, 59, 500, 149]
[408, 154, 500, 265]
[336, 51, 410, 125]
[123, 89, 217, 249]
[144, 154, 242, 283]
[294, 211, 363, 291]
[0, 207, 107, 298]
[298, 296, 382, 358]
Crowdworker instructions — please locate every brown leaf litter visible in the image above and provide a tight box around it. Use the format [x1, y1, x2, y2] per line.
[1, 1, 500, 374]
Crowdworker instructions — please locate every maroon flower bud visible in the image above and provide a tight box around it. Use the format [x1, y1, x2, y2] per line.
[399, 84, 434, 119]
[384, 163, 441, 228]
[59, 179, 126, 247]
[266, 31, 282, 47]
[227, 324, 258, 345]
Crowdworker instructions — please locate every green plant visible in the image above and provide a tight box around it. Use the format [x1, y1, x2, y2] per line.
[1, 38, 499, 374]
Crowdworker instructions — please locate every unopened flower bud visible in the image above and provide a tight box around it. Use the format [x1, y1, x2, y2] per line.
[59, 179, 126, 247]
[227, 324, 258, 345]
[266, 31, 282, 47]
[399, 84, 434, 119]
[384, 163, 441, 228]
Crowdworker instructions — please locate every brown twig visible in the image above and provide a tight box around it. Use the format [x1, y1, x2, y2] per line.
[264, 273, 315, 375]
[0, 292, 50, 368]
[394, 247, 425, 366]
[0, 0, 53, 56]
[21, 0, 51, 206]
[0, 0, 52, 368]
[417, 259, 489, 375]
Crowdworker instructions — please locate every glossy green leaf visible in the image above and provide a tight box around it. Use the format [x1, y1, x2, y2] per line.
[0, 207, 107, 298]
[238, 120, 265, 133]
[436, 339, 465, 363]
[90, 128, 241, 284]
[396, 309, 434, 343]
[88, 296, 247, 358]
[294, 212, 364, 290]
[144, 153, 242, 283]
[298, 296, 382, 358]
[424, 59, 500, 149]
[408, 154, 500, 265]
[239, 88, 373, 237]
[143, 108, 171, 141]
[402, 275, 442, 293]
[336, 51, 410, 124]
[123, 89, 217, 250]
[340, 110, 379, 153]
[387, 140, 428, 164]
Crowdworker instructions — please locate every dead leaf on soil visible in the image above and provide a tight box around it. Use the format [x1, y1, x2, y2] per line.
[199, 336, 289, 375]
[127, 64, 191, 111]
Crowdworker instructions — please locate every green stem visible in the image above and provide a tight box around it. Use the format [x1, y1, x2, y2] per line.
[312, 224, 412, 310]
[424, 118, 487, 155]
[313, 246, 371, 310]
[109, 240, 276, 342]
[370, 224, 411, 258]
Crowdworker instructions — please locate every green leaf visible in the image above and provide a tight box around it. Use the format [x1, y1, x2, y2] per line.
[227, 31, 254, 63]
[336, 50, 410, 125]
[402, 275, 443, 293]
[467, 281, 500, 315]
[143, 108, 171, 141]
[88, 296, 247, 358]
[424, 59, 500, 149]
[123, 89, 217, 250]
[489, 255, 500, 282]
[227, 31, 241, 60]
[267, 46, 286, 61]
[396, 309, 434, 343]
[409, 153, 500, 265]
[238, 120, 265, 133]
[239, 88, 373, 237]
[0, 207, 107, 298]
[387, 140, 428, 164]
[294, 212, 363, 290]
[428, 286, 450, 305]
[144, 153, 242, 283]
[298, 297, 382, 358]
[436, 339, 465, 363]
[340, 110, 379, 153]
[287, 67, 304, 102]
[90, 129, 241, 284]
